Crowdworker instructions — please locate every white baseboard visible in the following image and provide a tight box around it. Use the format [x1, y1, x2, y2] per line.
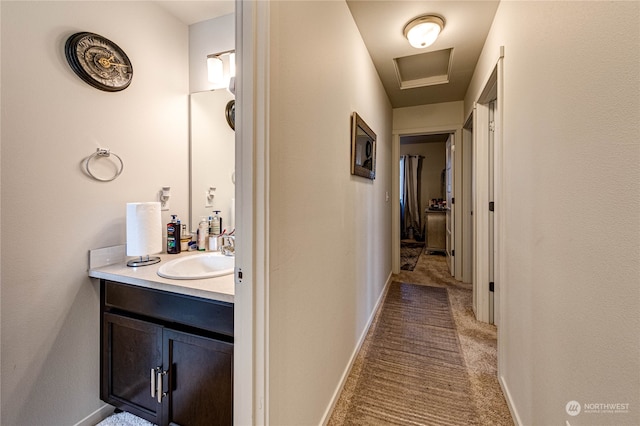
[73, 404, 115, 426]
[319, 272, 394, 425]
[499, 373, 522, 426]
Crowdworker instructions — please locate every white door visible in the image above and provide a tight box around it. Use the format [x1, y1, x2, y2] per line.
[445, 134, 454, 275]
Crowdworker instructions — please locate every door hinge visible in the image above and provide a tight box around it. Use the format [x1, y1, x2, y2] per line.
[451, 250, 455, 257]
[451, 197, 455, 205]
[489, 282, 495, 292]
[489, 201, 494, 212]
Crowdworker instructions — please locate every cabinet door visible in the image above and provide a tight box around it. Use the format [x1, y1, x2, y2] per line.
[102, 313, 163, 424]
[162, 329, 233, 426]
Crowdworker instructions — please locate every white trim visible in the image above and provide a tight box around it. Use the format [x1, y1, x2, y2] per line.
[495, 52, 506, 384]
[319, 273, 394, 425]
[453, 129, 463, 280]
[461, 125, 473, 284]
[472, 101, 490, 323]
[499, 374, 522, 426]
[391, 134, 401, 273]
[234, 0, 270, 424]
[72, 404, 114, 426]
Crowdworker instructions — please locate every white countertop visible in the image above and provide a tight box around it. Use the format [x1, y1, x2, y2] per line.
[89, 251, 235, 304]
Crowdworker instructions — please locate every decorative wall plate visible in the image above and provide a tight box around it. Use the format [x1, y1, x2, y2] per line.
[225, 100, 235, 130]
[65, 32, 133, 92]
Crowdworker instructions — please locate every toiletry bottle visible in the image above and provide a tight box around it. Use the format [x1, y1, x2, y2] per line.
[167, 215, 180, 254]
[197, 217, 208, 251]
[212, 210, 222, 235]
[207, 216, 216, 251]
[180, 223, 191, 251]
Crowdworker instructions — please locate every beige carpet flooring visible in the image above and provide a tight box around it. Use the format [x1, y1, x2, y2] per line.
[328, 253, 514, 425]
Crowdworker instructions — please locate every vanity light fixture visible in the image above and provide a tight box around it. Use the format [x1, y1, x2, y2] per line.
[403, 15, 445, 49]
[207, 50, 236, 90]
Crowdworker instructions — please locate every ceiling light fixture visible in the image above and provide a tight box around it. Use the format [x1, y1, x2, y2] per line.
[403, 15, 445, 49]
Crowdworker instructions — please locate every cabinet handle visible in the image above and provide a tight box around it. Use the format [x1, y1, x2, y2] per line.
[157, 370, 167, 403]
[150, 368, 157, 398]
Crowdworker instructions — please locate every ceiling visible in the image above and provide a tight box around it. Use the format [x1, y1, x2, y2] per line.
[155, 1, 234, 25]
[346, 0, 499, 108]
[155, 1, 499, 110]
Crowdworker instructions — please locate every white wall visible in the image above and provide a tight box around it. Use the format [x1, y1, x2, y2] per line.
[189, 14, 235, 94]
[267, 1, 392, 423]
[0, 2, 189, 424]
[466, 2, 640, 424]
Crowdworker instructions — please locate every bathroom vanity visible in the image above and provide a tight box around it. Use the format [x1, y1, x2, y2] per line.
[90, 251, 234, 426]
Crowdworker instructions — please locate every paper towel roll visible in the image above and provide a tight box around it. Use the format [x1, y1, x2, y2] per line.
[126, 202, 162, 256]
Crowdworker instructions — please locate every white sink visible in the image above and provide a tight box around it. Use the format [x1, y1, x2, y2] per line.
[157, 252, 234, 280]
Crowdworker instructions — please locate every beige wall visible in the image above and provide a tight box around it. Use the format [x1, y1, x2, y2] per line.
[393, 101, 464, 133]
[267, 1, 392, 423]
[0, 2, 189, 424]
[467, 1, 640, 424]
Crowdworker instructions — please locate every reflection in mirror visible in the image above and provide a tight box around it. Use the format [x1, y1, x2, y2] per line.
[190, 90, 236, 233]
[350, 112, 377, 180]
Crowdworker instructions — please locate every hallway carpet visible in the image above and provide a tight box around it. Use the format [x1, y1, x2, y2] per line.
[329, 254, 513, 426]
[340, 282, 476, 425]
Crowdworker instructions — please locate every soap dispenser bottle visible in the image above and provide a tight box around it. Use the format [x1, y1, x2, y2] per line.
[167, 215, 181, 254]
[197, 216, 208, 251]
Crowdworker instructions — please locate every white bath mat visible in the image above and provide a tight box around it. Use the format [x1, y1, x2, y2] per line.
[96, 411, 156, 426]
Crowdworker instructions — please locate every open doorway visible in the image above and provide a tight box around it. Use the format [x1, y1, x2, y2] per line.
[399, 134, 450, 271]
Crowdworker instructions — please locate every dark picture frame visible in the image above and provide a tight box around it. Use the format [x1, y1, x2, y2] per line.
[350, 112, 377, 179]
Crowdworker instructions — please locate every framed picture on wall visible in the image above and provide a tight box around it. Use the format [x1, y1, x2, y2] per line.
[350, 112, 377, 180]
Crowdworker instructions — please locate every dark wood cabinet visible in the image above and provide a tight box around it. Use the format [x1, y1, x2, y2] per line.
[100, 280, 233, 426]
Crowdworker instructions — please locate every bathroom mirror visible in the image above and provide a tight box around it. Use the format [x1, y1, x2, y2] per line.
[190, 90, 236, 232]
[351, 112, 377, 180]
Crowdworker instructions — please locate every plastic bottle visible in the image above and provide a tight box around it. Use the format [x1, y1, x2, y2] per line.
[197, 217, 208, 251]
[212, 210, 222, 235]
[180, 223, 191, 251]
[167, 215, 181, 254]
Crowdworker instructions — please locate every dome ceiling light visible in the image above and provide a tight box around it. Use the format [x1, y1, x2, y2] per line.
[403, 15, 445, 49]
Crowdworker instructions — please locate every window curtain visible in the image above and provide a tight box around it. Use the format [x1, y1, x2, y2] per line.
[400, 155, 423, 240]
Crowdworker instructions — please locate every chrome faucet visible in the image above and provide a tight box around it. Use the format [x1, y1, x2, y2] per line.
[221, 236, 235, 256]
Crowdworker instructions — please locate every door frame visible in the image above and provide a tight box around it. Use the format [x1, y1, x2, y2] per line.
[392, 127, 462, 277]
[234, 1, 269, 424]
[468, 48, 504, 327]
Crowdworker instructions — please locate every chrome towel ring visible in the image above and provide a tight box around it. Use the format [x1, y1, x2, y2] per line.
[85, 148, 124, 182]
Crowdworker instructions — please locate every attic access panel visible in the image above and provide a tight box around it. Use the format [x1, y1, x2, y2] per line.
[393, 48, 453, 90]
